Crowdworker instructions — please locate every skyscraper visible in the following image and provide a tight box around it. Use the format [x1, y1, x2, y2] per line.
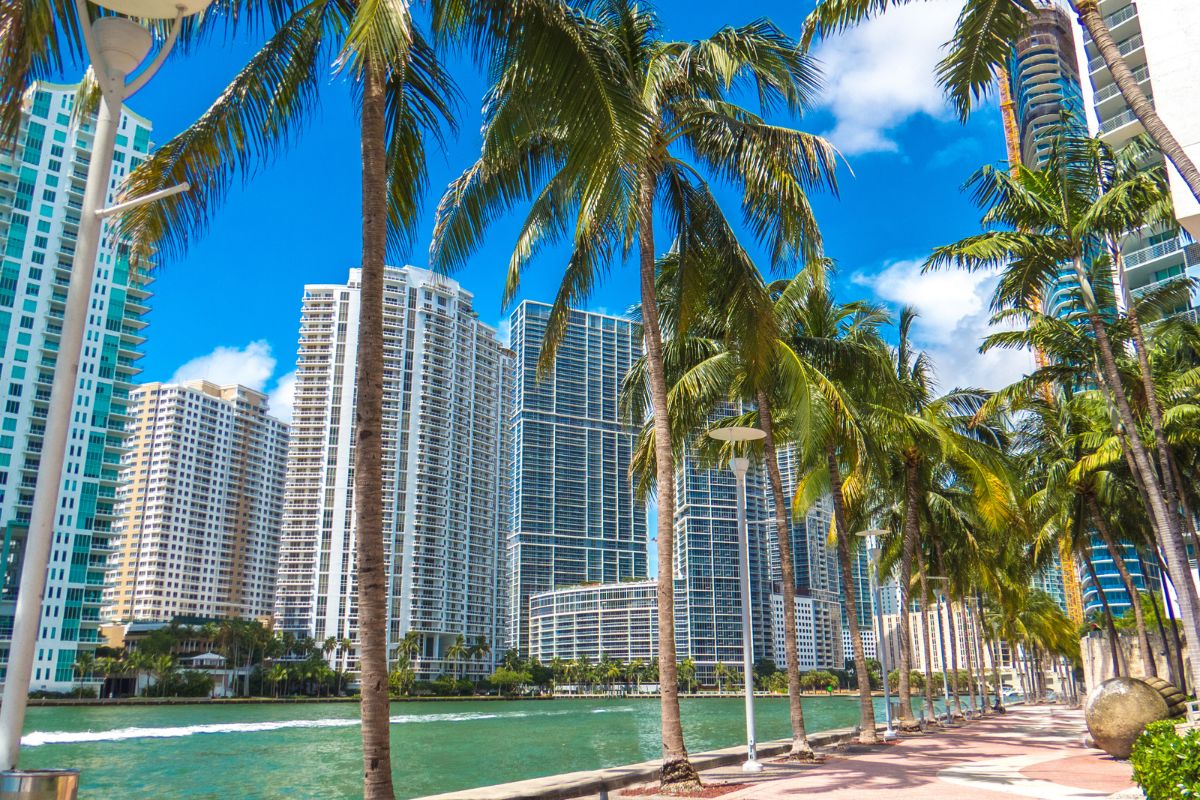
[0, 82, 153, 690]
[103, 381, 288, 624]
[275, 266, 511, 679]
[1007, 4, 1159, 619]
[763, 445, 843, 671]
[507, 301, 646, 656]
[672, 417, 773, 683]
[1074, 0, 1200, 313]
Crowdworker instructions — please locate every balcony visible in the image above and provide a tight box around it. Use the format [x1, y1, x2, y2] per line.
[1093, 64, 1150, 105]
[1089, 33, 1144, 73]
[1124, 237, 1185, 269]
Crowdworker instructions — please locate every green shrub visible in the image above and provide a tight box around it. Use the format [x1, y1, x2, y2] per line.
[1130, 720, 1200, 799]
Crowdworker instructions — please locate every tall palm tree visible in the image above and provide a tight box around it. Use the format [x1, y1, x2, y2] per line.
[626, 253, 820, 758]
[800, 0, 1200, 205]
[431, 3, 836, 786]
[784, 263, 891, 745]
[113, 3, 458, 796]
[928, 132, 1200, 683]
[860, 309, 1007, 728]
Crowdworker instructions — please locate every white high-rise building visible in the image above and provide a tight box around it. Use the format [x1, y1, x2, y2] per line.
[275, 266, 512, 680]
[762, 446, 845, 671]
[103, 381, 288, 624]
[1074, 1, 1200, 312]
[0, 82, 153, 690]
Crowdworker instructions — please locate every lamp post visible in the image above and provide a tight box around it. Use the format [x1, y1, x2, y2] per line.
[708, 425, 766, 774]
[927, 577, 954, 726]
[0, 0, 207, 780]
[855, 529, 896, 740]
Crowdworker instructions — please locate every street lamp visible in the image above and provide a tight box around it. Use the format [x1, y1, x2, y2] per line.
[927, 577, 955, 726]
[0, 0, 208, 781]
[855, 530, 896, 741]
[708, 425, 766, 774]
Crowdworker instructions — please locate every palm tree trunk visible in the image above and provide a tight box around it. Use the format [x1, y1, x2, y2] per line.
[1080, 545, 1123, 678]
[757, 391, 813, 759]
[355, 60, 396, 800]
[1154, 551, 1191, 695]
[960, 602, 979, 715]
[944, 598, 963, 719]
[894, 458, 919, 728]
[1138, 549, 1180, 689]
[827, 448, 878, 744]
[1086, 493, 1156, 677]
[1071, 255, 1200, 682]
[986, 637, 1003, 709]
[917, 554, 938, 723]
[637, 174, 699, 790]
[1072, 1, 1200, 204]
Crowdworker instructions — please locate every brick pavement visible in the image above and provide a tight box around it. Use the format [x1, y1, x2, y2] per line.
[620, 706, 1138, 800]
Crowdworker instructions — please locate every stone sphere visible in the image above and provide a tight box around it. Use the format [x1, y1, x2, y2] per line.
[1084, 677, 1170, 759]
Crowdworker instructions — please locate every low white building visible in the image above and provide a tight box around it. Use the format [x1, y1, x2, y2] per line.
[528, 580, 657, 664]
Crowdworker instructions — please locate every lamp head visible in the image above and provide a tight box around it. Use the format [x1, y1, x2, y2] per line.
[855, 529, 889, 539]
[707, 426, 766, 444]
[92, 0, 214, 18]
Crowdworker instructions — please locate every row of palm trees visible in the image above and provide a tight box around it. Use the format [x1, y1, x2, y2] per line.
[8, 0, 1200, 796]
[616, 125, 1199, 764]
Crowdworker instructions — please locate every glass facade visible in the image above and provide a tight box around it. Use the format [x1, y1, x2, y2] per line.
[507, 301, 646, 656]
[0, 81, 152, 690]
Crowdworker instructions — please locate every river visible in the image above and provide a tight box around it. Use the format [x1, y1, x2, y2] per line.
[20, 695, 936, 799]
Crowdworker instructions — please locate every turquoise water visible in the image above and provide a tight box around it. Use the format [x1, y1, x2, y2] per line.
[19, 696, 929, 799]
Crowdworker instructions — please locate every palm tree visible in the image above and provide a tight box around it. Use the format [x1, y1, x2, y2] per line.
[446, 634, 469, 681]
[784, 263, 890, 745]
[149, 653, 177, 698]
[928, 132, 1200, 683]
[800, 0, 1200, 206]
[115, 4, 458, 795]
[678, 658, 697, 695]
[625, 252, 820, 757]
[431, 4, 837, 786]
[94, 656, 121, 700]
[860, 309, 1007, 728]
[72, 651, 96, 695]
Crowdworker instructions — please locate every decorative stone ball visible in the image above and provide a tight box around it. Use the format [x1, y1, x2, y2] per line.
[1084, 677, 1170, 759]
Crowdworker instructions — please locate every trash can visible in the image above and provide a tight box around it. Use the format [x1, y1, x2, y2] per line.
[0, 769, 79, 800]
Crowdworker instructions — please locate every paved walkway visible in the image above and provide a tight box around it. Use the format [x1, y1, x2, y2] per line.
[622, 706, 1138, 800]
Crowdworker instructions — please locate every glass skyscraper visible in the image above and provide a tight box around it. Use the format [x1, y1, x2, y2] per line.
[1009, 2, 1156, 619]
[672, 413, 772, 683]
[0, 82, 153, 690]
[507, 301, 646, 657]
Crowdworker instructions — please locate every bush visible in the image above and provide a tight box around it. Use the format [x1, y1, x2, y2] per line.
[157, 671, 216, 698]
[1130, 720, 1200, 799]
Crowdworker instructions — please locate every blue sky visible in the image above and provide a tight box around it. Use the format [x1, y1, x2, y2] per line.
[50, 0, 1037, 420]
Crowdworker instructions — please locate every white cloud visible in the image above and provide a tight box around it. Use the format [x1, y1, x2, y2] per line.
[170, 340, 277, 391]
[268, 371, 296, 424]
[170, 340, 296, 423]
[495, 317, 512, 348]
[813, 0, 962, 155]
[852, 258, 1034, 391]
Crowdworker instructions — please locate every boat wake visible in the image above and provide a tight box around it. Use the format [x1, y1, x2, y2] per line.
[23, 705, 635, 746]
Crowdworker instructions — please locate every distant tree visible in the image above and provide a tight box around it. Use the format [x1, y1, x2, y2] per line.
[488, 668, 531, 696]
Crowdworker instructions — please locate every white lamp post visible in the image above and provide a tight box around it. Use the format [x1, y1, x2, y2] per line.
[927, 577, 954, 726]
[855, 530, 896, 741]
[708, 425, 766, 774]
[0, 0, 207, 779]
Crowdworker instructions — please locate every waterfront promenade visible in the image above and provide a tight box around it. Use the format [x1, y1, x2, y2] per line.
[645, 706, 1136, 800]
